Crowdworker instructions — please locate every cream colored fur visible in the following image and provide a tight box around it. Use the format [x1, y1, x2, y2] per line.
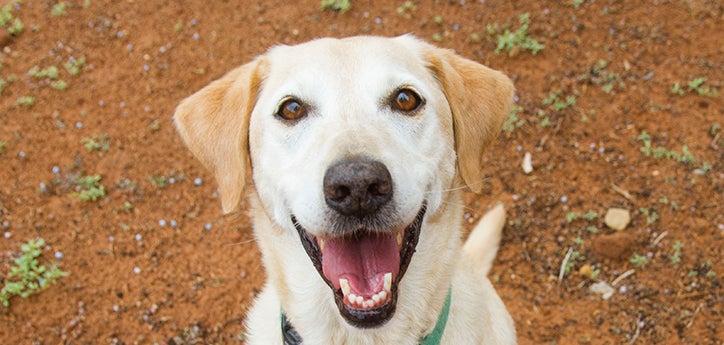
[174, 35, 516, 344]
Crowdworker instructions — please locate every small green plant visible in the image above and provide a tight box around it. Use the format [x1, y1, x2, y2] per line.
[637, 131, 698, 166]
[0, 77, 6, 94]
[495, 13, 544, 56]
[0, 140, 7, 154]
[74, 175, 106, 201]
[7, 17, 22, 35]
[687, 77, 717, 97]
[150, 175, 169, 188]
[50, 80, 68, 90]
[543, 91, 576, 111]
[629, 253, 649, 267]
[572, 0, 585, 8]
[81, 134, 110, 152]
[16, 95, 35, 106]
[321, 0, 351, 12]
[51, 2, 67, 17]
[396, 1, 416, 18]
[670, 241, 683, 265]
[502, 105, 525, 133]
[28, 65, 59, 79]
[639, 207, 659, 225]
[0, 238, 68, 307]
[0, 4, 13, 27]
[565, 211, 578, 223]
[566, 210, 598, 223]
[670, 82, 685, 96]
[563, 250, 583, 276]
[63, 57, 86, 76]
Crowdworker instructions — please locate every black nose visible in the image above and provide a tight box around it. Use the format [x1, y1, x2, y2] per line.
[323, 158, 393, 218]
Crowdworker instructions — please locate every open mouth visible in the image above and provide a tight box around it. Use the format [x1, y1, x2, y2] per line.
[292, 202, 427, 328]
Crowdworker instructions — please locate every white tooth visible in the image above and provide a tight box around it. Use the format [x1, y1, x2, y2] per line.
[348, 293, 357, 304]
[318, 238, 326, 251]
[339, 278, 350, 297]
[355, 295, 363, 305]
[379, 290, 387, 302]
[363, 300, 371, 308]
[396, 231, 403, 246]
[384, 272, 392, 292]
[372, 294, 381, 303]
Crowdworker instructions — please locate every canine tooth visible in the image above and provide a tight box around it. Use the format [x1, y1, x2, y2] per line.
[379, 290, 387, 302]
[339, 278, 350, 296]
[384, 272, 392, 292]
[318, 238, 326, 251]
[355, 295, 363, 305]
[348, 293, 357, 304]
[396, 230, 403, 246]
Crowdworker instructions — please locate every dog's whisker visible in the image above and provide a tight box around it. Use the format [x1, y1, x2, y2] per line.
[423, 177, 491, 195]
[226, 238, 256, 246]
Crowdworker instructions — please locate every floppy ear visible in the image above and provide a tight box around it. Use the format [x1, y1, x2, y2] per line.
[425, 46, 514, 193]
[173, 58, 266, 214]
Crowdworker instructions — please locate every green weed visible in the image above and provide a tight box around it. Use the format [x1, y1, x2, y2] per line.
[0, 238, 68, 307]
[0, 4, 12, 27]
[563, 250, 583, 276]
[63, 57, 86, 76]
[629, 253, 649, 267]
[687, 77, 717, 97]
[16, 95, 35, 106]
[74, 175, 106, 201]
[543, 91, 576, 111]
[7, 17, 22, 35]
[639, 207, 659, 225]
[502, 105, 525, 133]
[0, 77, 6, 94]
[321, 0, 351, 12]
[51, 2, 67, 17]
[0, 140, 7, 154]
[572, 0, 585, 8]
[670, 241, 683, 265]
[81, 134, 110, 152]
[150, 175, 169, 188]
[396, 1, 416, 18]
[28, 65, 59, 79]
[637, 131, 698, 166]
[50, 80, 68, 90]
[495, 13, 544, 56]
[670, 82, 685, 96]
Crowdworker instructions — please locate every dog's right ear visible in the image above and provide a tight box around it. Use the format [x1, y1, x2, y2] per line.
[173, 58, 266, 214]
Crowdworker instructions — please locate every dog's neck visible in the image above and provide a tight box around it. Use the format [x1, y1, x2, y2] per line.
[250, 191, 464, 344]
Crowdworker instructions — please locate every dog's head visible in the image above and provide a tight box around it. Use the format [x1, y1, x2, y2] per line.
[174, 36, 513, 328]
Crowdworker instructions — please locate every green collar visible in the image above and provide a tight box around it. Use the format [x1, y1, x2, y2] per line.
[280, 289, 452, 345]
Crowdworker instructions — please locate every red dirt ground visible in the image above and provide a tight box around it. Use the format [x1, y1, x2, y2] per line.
[0, 1, 721, 344]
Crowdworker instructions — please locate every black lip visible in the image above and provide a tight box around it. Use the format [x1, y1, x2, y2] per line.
[291, 202, 427, 328]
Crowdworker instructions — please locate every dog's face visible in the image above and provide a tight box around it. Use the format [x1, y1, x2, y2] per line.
[174, 36, 513, 328]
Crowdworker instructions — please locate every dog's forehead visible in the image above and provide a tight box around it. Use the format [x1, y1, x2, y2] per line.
[264, 36, 427, 86]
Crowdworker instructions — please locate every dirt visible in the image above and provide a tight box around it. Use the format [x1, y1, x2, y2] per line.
[0, 0, 722, 344]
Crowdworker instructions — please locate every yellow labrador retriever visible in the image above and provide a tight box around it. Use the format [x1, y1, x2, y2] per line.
[174, 35, 516, 344]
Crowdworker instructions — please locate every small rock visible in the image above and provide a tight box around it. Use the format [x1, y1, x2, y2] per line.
[54, 251, 64, 260]
[590, 281, 615, 300]
[590, 231, 636, 260]
[193, 177, 203, 186]
[158, 219, 167, 227]
[3, 231, 11, 239]
[604, 208, 630, 230]
[522, 152, 533, 174]
[133, 266, 141, 274]
[203, 223, 213, 231]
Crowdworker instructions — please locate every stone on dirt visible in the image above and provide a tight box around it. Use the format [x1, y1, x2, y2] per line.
[590, 281, 615, 300]
[604, 208, 630, 230]
[522, 152, 533, 174]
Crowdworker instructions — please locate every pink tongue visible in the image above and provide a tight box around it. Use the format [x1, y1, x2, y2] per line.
[321, 232, 400, 298]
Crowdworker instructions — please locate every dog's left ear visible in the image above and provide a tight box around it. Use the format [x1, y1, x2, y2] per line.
[173, 58, 266, 214]
[424, 44, 515, 193]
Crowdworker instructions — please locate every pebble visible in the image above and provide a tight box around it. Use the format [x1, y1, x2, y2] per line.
[134, 233, 142, 241]
[38, 182, 49, 194]
[170, 219, 178, 228]
[203, 223, 213, 231]
[604, 208, 631, 231]
[54, 251, 64, 260]
[560, 195, 568, 204]
[3, 231, 11, 239]
[192, 32, 200, 40]
[17, 151, 27, 160]
[75, 121, 84, 129]
[132, 266, 141, 274]
[522, 152, 533, 174]
[52, 166, 61, 174]
[590, 281, 615, 300]
[112, 304, 121, 313]
[2, 220, 10, 229]
[158, 219, 167, 227]
[193, 177, 203, 186]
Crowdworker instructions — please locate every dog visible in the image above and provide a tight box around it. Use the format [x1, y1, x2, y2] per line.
[174, 35, 516, 344]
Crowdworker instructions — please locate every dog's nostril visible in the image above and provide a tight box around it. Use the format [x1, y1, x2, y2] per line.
[333, 186, 350, 201]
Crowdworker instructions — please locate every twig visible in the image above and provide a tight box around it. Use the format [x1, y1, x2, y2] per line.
[628, 318, 643, 344]
[558, 247, 573, 283]
[652, 231, 668, 247]
[612, 269, 636, 286]
[611, 184, 635, 202]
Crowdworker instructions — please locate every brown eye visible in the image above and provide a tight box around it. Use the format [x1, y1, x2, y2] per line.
[391, 88, 423, 113]
[276, 98, 307, 121]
